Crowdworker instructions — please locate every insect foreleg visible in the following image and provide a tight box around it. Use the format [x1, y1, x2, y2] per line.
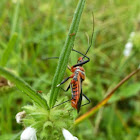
[57, 74, 74, 87]
[57, 77, 70, 87]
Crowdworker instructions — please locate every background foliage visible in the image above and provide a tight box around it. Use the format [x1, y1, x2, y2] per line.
[0, 0, 140, 140]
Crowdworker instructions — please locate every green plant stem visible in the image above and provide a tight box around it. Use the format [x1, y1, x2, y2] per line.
[0, 67, 49, 109]
[49, 0, 86, 108]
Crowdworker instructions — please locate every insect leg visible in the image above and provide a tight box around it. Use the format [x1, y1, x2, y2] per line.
[57, 74, 74, 87]
[60, 84, 70, 92]
[52, 84, 73, 108]
[57, 77, 70, 87]
[51, 98, 72, 109]
[81, 93, 91, 107]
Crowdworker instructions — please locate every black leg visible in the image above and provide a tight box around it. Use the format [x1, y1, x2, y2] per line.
[57, 76, 71, 87]
[51, 98, 72, 109]
[81, 93, 91, 107]
[60, 84, 70, 92]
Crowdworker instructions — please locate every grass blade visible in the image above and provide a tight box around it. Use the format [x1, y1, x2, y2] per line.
[0, 67, 49, 109]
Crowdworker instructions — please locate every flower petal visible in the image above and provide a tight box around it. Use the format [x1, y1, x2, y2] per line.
[62, 128, 78, 140]
[123, 42, 133, 56]
[20, 127, 37, 140]
[15, 111, 26, 124]
[74, 136, 79, 140]
[125, 42, 133, 49]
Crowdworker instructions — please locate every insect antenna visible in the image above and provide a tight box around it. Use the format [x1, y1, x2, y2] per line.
[83, 12, 94, 59]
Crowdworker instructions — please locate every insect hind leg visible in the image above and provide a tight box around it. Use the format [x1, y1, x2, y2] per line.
[81, 93, 91, 107]
[60, 84, 70, 92]
[51, 98, 72, 109]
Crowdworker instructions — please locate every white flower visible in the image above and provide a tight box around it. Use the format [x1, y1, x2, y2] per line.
[15, 111, 26, 124]
[123, 49, 130, 57]
[20, 127, 37, 140]
[123, 42, 133, 57]
[123, 31, 135, 57]
[62, 128, 78, 140]
[125, 42, 133, 49]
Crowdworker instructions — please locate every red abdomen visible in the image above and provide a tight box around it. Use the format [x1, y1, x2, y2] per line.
[71, 79, 81, 111]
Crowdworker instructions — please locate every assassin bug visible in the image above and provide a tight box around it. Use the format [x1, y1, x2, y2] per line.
[55, 14, 95, 113]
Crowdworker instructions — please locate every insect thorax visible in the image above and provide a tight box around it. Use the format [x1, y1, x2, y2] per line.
[73, 67, 85, 81]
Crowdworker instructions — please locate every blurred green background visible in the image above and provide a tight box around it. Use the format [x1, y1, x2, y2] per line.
[0, 0, 140, 140]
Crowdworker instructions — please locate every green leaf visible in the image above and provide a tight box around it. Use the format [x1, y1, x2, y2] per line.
[0, 67, 49, 109]
[49, 0, 86, 108]
[0, 33, 18, 67]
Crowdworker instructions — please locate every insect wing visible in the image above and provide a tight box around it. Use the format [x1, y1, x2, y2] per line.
[77, 75, 83, 113]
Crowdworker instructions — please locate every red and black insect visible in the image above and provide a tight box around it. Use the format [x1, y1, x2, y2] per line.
[56, 48, 92, 113]
[56, 26, 94, 112]
[51, 14, 95, 113]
